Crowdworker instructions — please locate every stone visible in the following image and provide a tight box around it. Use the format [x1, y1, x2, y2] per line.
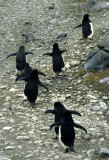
[17, 145, 23, 149]
[3, 126, 12, 131]
[83, 1, 109, 12]
[99, 101, 108, 110]
[5, 146, 16, 150]
[56, 33, 67, 40]
[9, 87, 18, 92]
[84, 134, 91, 140]
[16, 136, 30, 140]
[84, 50, 109, 70]
[99, 77, 109, 84]
[90, 106, 101, 111]
[54, 155, 59, 159]
[98, 40, 109, 49]
[71, 60, 80, 66]
[22, 33, 35, 42]
[98, 138, 105, 145]
[48, 4, 55, 10]
[99, 148, 109, 157]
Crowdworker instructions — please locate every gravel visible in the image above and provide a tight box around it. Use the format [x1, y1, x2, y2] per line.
[0, 0, 109, 160]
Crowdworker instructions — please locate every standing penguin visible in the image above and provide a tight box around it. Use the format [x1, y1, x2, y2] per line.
[45, 102, 81, 139]
[24, 69, 48, 108]
[50, 110, 87, 153]
[15, 62, 46, 82]
[43, 43, 67, 77]
[7, 45, 33, 75]
[73, 14, 93, 41]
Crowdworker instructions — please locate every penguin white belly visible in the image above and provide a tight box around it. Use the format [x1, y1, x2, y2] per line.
[59, 126, 67, 149]
[88, 22, 93, 38]
[23, 82, 27, 100]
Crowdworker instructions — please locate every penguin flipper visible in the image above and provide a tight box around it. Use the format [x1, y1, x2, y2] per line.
[68, 110, 81, 116]
[38, 81, 49, 91]
[73, 24, 82, 31]
[38, 71, 46, 77]
[15, 73, 25, 82]
[6, 52, 17, 58]
[25, 52, 33, 55]
[43, 53, 53, 56]
[50, 121, 62, 130]
[45, 109, 55, 114]
[74, 123, 87, 133]
[60, 50, 67, 54]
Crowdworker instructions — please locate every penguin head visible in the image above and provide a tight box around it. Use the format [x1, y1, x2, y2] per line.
[53, 43, 59, 51]
[54, 102, 65, 112]
[19, 45, 25, 51]
[83, 14, 90, 22]
[30, 69, 38, 79]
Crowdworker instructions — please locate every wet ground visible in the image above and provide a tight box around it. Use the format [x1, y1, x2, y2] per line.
[0, 0, 109, 160]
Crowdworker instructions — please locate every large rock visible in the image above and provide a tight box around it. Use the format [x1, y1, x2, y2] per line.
[99, 148, 109, 157]
[84, 40, 109, 71]
[83, 0, 109, 12]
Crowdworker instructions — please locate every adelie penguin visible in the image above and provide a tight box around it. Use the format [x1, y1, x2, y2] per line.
[73, 14, 93, 42]
[6, 45, 33, 75]
[43, 43, 67, 77]
[45, 102, 81, 139]
[24, 69, 48, 108]
[50, 110, 87, 153]
[15, 62, 46, 82]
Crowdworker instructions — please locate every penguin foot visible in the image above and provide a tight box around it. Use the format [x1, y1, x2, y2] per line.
[84, 38, 92, 43]
[52, 136, 58, 139]
[64, 148, 69, 153]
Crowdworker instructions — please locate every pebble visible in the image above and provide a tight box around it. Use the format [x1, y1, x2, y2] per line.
[99, 101, 108, 110]
[56, 33, 67, 40]
[71, 60, 80, 66]
[5, 146, 16, 150]
[84, 134, 91, 140]
[99, 148, 109, 157]
[17, 145, 23, 149]
[3, 126, 12, 131]
[98, 138, 105, 145]
[86, 94, 97, 100]
[16, 136, 30, 140]
[9, 88, 18, 92]
[90, 106, 101, 111]
[54, 155, 59, 159]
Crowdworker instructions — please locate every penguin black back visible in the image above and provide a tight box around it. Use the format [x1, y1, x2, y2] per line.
[43, 43, 66, 75]
[73, 14, 93, 40]
[45, 102, 81, 137]
[16, 45, 26, 72]
[16, 62, 46, 82]
[82, 14, 93, 39]
[52, 43, 65, 74]
[24, 69, 39, 107]
[50, 110, 87, 152]
[16, 62, 33, 82]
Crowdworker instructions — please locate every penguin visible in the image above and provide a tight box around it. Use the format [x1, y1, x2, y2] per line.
[43, 43, 67, 77]
[50, 110, 87, 153]
[24, 69, 48, 108]
[45, 102, 81, 139]
[73, 14, 93, 41]
[6, 45, 33, 75]
[15, 62, 46, 82]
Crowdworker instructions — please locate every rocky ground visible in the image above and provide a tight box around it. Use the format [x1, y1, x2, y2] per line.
[0, 0, 109, 160]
